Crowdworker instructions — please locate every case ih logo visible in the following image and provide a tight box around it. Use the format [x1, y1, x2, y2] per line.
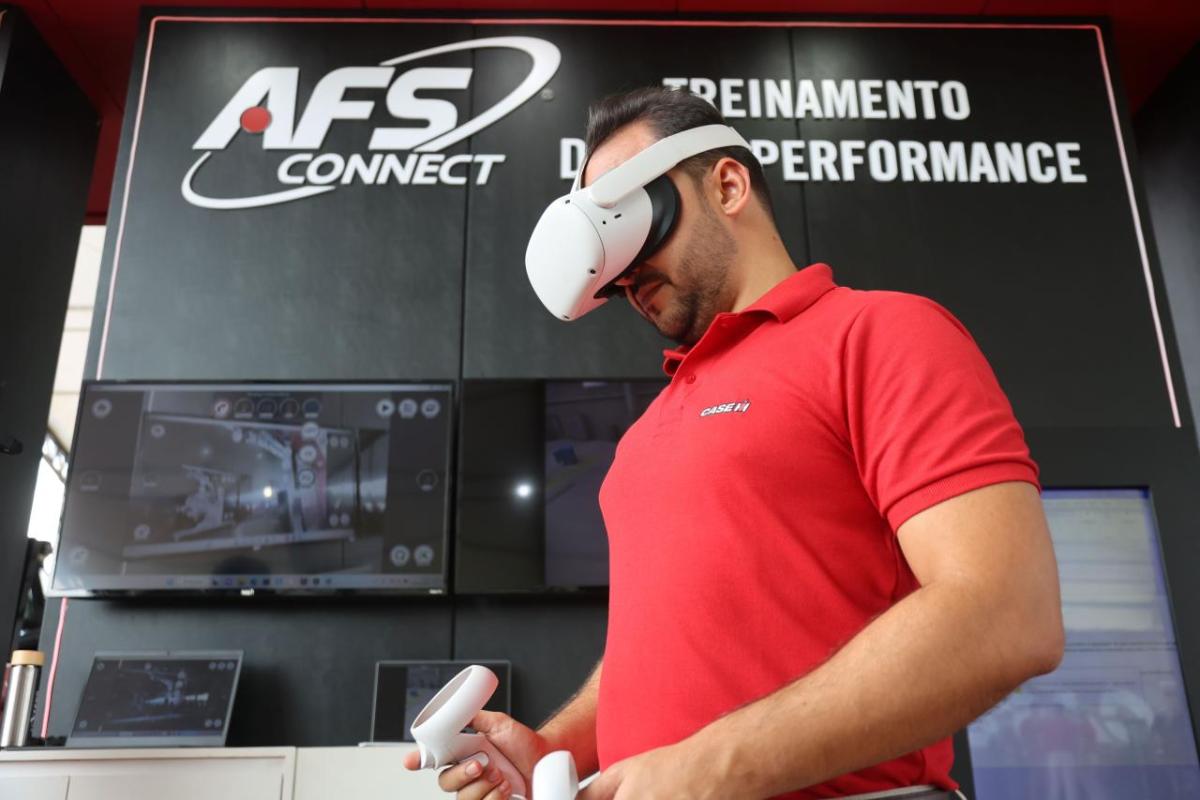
[183, 37, 560, 209]
[699, 400, 752, 417]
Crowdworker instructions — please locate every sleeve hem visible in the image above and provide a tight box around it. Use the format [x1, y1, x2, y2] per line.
[885, 462, 1042, 532]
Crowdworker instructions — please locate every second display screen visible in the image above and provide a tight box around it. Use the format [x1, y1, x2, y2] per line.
[456, 379, 664, 593]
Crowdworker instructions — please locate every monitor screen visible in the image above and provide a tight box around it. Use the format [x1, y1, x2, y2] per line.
[69, 651, 242, 747]
[372, 660, 511, 742]
[967, 488, 1200, 797]
[456, 379, 664, 593]
[53, 382, 453, 594]
[544, 381, 661, 587]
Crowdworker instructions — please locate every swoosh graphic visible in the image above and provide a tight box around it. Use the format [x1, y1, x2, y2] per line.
[379, 36, 561, 152]
[182, 151, 336, 209]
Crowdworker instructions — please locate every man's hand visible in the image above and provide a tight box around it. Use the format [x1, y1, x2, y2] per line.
[402, 710, 550, 800]
[577, 742, 726, 800]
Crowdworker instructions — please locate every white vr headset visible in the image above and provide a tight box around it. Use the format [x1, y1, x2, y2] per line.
[525, 124, 753, 321]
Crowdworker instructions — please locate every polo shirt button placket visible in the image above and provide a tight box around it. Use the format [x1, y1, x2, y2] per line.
[678, 370, 700, 416]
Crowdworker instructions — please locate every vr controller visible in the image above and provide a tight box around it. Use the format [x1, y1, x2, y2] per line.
[534, 750, 580, 800]
[410, 665, 581, 800]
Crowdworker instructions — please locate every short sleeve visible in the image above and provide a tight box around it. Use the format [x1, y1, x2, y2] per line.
[843, 293, 1041, 532]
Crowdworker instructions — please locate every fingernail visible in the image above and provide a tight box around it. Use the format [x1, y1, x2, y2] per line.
[464, 752, 489, 777]
[498, 781, 509, 796]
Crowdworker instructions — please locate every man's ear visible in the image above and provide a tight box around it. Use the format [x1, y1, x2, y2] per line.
[713, 156, 753, 217]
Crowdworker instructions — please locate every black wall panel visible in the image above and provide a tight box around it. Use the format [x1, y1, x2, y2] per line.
[1136, 43, 1200, 449]
[41, 596, 454, 746]
[0, 5, 96, 648]
[85, 20, 473, 382]
[452, 596, 607, 728]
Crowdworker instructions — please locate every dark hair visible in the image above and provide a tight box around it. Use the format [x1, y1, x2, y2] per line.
[584, 86, 774, 217]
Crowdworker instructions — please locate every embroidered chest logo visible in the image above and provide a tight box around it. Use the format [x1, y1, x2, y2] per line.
[699, 400, 752, 417]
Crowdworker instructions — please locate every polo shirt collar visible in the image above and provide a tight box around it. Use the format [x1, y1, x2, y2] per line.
[661, 263, 837, 376]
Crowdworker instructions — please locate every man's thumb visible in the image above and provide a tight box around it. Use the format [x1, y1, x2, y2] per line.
[577, 768, 617, 800]
[470, 709, 512, 735]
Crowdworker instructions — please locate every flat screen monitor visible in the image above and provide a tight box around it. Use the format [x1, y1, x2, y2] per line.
[371, 660, 511, 742]
[67, 650, 243, 748]
[455, 379, 665, 593]
[967, 488, 1200, 797]
[53, 381, 453, 594]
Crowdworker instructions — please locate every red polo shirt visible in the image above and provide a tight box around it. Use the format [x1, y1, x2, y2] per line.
[595, 263, 1040, 797]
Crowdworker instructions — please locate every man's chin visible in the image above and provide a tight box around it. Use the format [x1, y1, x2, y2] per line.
[637, 299, 695, 345]
[651, 315, 693, 346]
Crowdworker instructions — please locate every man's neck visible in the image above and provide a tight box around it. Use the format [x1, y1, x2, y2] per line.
[728, 232, 800, 313]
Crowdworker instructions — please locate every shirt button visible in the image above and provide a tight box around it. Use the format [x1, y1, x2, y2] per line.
[685, 374, 697, 384]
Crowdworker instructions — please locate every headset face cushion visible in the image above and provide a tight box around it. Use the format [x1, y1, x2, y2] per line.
[595, 174, 681, 299]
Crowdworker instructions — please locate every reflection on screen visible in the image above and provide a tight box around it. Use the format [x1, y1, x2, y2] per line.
[55, 382, 452, 593]
[968, 489, 1200, 798]
[127, 414, 360, 556]
[372, 662, 510, 742]
[402, 664, 445, 736]
[73, 657, 238, 739]
[544, 381, 661, 587]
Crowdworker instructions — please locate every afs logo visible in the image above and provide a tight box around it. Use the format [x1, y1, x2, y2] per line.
[183, 36, 561, 209]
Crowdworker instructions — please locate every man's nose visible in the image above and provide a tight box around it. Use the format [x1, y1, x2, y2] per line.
[613, 266, 640, 287]
[610, 270, 638, 305]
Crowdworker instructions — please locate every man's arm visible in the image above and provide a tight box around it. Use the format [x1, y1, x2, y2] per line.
[538, 657, 604, 776]
[670, 481, 1064, 796]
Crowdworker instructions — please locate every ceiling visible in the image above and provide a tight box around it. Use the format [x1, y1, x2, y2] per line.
[9, 1, 1200, 223]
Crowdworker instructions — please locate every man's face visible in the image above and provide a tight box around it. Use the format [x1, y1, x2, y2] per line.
[582, 123, 738, 346]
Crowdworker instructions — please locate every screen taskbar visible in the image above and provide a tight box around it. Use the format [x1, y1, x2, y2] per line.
[51, 573, 445, 595]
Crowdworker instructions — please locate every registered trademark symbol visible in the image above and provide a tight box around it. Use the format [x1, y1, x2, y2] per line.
[540, 88, 554, 101]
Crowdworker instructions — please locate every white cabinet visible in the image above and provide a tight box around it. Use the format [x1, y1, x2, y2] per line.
[0, 746, 448, 800]
[0, 775, 68, 800]
[0, 748, 293, 800]
[295, 747, 444, 800]
[66, 770, 282, 800]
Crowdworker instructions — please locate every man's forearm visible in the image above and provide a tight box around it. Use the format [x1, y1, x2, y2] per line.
[537, 657, 603, 776]
[681, 580, 1062, 797]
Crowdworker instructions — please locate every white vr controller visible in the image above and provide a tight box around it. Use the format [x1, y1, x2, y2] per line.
[533, 750, 580, 800]
[410, 665, 580, 800]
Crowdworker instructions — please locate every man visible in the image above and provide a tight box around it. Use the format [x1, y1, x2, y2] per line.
[404, 86, 1065, 799]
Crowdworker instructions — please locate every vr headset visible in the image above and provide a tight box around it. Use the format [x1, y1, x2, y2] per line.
[525, 124, 753, 321]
